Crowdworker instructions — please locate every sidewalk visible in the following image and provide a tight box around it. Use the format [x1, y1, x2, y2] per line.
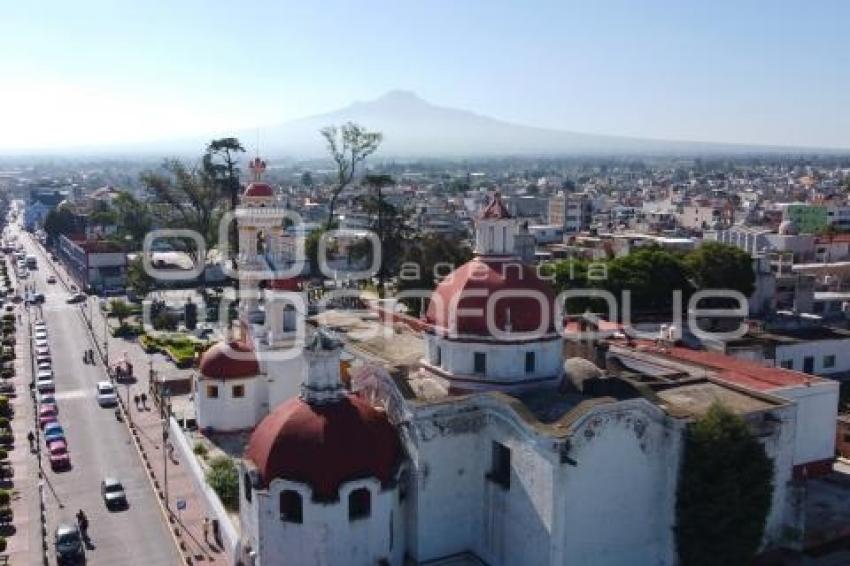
[30, 236, 229, 565]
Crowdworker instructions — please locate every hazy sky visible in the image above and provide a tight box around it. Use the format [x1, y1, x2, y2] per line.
[2, 0, 849, 151]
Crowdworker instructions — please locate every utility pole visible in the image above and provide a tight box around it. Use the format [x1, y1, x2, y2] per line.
[161, 385, 171, 511]
[103, 305, 109, 367]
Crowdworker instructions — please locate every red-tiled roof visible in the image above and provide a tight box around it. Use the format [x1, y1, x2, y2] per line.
[243, 182, 274, 198]
[635, 343, 815, 392]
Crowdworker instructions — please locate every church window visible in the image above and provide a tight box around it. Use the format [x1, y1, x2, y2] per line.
[473, 352, 486, 374]
[232, 384, 245, 398]
[349, 488, 371, 521]
[525, 352, 535, 374]
[206, 385, 219, 399]
[487, 441, 511, 490]
[280, 490, 303, 523]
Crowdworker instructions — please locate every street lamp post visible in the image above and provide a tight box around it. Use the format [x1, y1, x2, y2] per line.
[103, 307, 109, 367]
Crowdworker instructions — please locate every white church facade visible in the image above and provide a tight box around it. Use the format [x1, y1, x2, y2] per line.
[192, 187, 837, 566]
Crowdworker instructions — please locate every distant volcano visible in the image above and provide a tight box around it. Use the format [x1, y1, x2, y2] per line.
[248, 90, 804, 158]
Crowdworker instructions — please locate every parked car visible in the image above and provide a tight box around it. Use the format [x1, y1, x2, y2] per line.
[38, 392, 56, 406]
[36, 354, 51, 365]
[37, 362, 51, 372]
[101, 477, 127, 509]
[39, 405, 58, 428]
[35, 338, 49, 349]
[46, 275, 57, 284]
[36, 378, 55, 393]
[43, 422, 65, 444]
[54, 523, 84, 564]
[34, 329, 48, 339]
[48, 440, 70, 470]
[96, 381, 118, 406]
[36, 346, 50, 357]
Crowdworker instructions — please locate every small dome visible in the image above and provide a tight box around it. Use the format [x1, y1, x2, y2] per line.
[245, 394, 401, 501]
[198, 341, 259, 380]
[778, 220, 799, 235]
[243, 182, 275, 198]
[425, 258, 556, 336]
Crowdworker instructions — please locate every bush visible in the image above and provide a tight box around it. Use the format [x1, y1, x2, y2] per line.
[0, 418, 9, 430]
[206, 456, 239, 511]
[0, 490, 10, 506]
[0, 536, 6, 552]
[112, 323, 143, 338]
[193, 442, 209, 459]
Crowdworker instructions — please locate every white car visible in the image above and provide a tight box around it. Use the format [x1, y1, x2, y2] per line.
[36, 377, 55, 393]
[37, 369, 53, 381]
[36, 354, 51, 365]
[37, 361, 51, 372]
[96, 382, 118, 406]
[34, 329, 48, 340]
[35, 339, 49, 349]
[36, 346, 50, 357]
[34, 320, 47, 328]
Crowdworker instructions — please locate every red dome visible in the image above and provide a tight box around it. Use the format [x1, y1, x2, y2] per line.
[425, 258, 556, 336]
[243, 182, 275, 198]
[268, 277, 302, 291]
[245, 394, 401, 501]
[198, 341, 259, 380]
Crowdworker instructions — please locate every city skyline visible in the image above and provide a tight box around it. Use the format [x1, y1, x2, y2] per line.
[2, 0, 850, 152]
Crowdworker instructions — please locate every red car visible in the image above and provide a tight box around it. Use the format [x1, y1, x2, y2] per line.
[39, 405, 58, 428]
[47, 440, 70, 470]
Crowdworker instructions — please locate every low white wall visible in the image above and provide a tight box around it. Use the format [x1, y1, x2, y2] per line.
[169, 417, 240, 562]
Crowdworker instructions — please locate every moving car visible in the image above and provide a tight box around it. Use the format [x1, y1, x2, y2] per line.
[48, 440, 70, 470]
[43, 422, 65, 444]
[54, 523, 84, 564]
[39, 405, 58, 428]
[66, 293, 86, 304]
[96, 381, 118, 406]
[101, 477, 127, 509]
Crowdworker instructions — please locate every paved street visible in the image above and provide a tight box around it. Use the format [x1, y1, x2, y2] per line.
[17, 229, 181, 565]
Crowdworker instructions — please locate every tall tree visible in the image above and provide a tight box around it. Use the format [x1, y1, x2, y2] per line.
[113, 191, 152, 246]
[140, 159, 226, 282]
[676, 403, 774, 566]
[204, 138, 245, 259]
[320, 122, 382, 230]
[351, 174, 410, 297]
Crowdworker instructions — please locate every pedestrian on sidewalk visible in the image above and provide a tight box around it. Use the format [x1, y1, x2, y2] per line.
[133, 394, 140, 409]
[27, 430, 35, 452]
[140, 393, 148, 410]
[203, 517, 210, 544]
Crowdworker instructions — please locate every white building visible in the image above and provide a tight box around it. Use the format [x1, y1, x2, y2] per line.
[195, 192, 839, 566]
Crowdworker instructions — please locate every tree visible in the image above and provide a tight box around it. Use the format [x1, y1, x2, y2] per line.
[676, 403, 774, 566]
[396, 235, 472, 312]
[203, 138, 245, 260]
[109, 299, 133, 326]
[140, 158, 227, 274]
[300, 171, 314, 188]
[206, 456, 239, 511]
[605, 246, 693, 313]
[42, 206, 79, 246]
[126, 255, 155, 297]
[113, 191, 152, 245]
[351, 174, 411, 297]
[320, 122, 382, 230]
[685, 242, 755, 298]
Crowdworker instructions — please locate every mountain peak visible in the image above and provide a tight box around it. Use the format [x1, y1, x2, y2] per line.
[375, 89, 426, 104]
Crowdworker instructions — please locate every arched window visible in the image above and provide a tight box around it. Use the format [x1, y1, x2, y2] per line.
[348, 487, 371, 521]
[280, 490, 303, 523]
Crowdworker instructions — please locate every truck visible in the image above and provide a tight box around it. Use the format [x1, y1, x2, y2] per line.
[25, 255, 37, 269]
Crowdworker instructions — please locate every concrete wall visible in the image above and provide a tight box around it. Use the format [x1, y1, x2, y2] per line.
[243, 475, 403, 566]
[773, 381, 839, 466]
[196, 375, 266, 432]
[775, 339, 850, 376]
